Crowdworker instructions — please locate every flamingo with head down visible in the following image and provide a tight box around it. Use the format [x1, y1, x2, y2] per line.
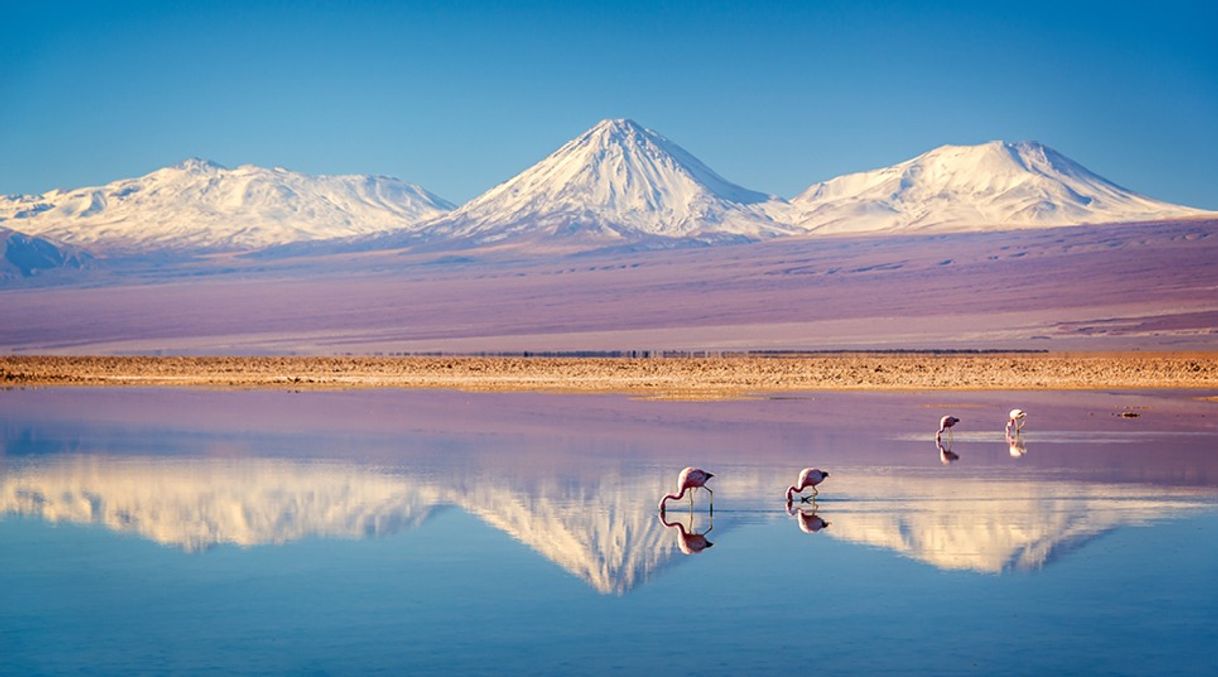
[785, 467, 829, 504]
[658, 466, 714, 514]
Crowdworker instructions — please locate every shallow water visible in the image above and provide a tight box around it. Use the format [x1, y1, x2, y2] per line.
[2, 388, 1217, 674]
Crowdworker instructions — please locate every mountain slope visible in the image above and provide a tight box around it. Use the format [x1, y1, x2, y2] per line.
[791, 140, 1210, 234]
[420, 118, 796, 247]
[0, 227, 91, 279]
[0, 159, 454, 253]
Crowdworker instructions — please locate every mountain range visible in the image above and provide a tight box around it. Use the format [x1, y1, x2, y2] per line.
[0, 119, 1209, 264]
[0, 158, 453, 254]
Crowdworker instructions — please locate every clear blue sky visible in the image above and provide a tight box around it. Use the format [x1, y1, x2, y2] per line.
[2, 0, 1215, 207]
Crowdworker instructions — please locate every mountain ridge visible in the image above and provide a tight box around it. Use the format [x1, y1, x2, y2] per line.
[0, 160, 454, 253]
[791, 139, 1208, 234]
[1, 124, 1211, 258]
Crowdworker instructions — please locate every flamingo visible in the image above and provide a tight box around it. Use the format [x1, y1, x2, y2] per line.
[659, 512, 714, 554]
[936, 415, 960, 444]
[1006, 408, 1027, 434]
[658, 466, 714, 514]
[785, 467, 830, 504]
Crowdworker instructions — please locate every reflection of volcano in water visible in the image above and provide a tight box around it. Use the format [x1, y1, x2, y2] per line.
[0, 456, 755, 595]
[816, 473, 1213, 573]
[1, 458, 1213, 591]
[0, 457, 445, 551]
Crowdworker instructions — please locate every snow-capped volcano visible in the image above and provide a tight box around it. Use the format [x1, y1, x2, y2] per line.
[791, 140, 1210, 234]
[0, 159, 454, 253]
[423, 118, 796, 246]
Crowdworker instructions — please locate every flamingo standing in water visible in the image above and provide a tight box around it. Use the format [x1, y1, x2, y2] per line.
[1006, 408, 1027, 435]
[658, 466, 715, 514]
[785, 468, 830, 504]
[936, 415, 960, 444]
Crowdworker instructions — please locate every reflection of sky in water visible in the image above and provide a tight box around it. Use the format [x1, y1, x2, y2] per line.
[1, 388, 1217, 673]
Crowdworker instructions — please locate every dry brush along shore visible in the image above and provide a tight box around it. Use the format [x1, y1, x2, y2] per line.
[2, 353, 1217, 399]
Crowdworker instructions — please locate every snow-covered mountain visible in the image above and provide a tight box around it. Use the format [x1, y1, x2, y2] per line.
[0, 158, 454, 253]
[791, 140, 1210, 234]
[420, 118, 797, 247]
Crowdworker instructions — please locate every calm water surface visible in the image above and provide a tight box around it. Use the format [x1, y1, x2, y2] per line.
[2, 388, 1217, 674]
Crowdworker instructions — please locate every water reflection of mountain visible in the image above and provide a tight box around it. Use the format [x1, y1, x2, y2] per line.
[0, 456, 752, 595]
[0, 457, 446, 552]
[815, 473, 1213, 573]
[1, 458, 1213, 591]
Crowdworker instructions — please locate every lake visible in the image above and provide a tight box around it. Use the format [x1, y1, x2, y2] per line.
[2, 387, 1217, 674]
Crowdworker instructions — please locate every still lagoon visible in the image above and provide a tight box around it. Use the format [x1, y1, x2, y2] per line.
[2, 388, 1217, 674]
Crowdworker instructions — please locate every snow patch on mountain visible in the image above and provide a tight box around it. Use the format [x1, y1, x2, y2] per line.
[791, 140, 1210, 234]
[0, 159, 454, 253]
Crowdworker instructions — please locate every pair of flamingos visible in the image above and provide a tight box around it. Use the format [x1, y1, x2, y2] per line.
[937, 409, 1028, 463]
[657, 466, 830, 514]
[936, 408, 1027, 442]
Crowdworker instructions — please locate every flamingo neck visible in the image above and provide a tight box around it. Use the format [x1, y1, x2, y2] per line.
[785, 486, 798, 502]
[658, 488, 686, 510]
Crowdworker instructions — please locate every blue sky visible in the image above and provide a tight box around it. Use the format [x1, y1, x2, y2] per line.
[2, 0, 1215, 207]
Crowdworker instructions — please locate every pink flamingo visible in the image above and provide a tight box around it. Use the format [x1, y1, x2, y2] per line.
[936, 415, 960, 444]
[1006, 408, 1027, 435]
[659, 512, 714, 554]
[658, 466, 714, 514]
[785, 467, 830, 504]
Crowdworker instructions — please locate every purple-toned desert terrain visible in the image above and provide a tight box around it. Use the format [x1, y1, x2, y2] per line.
[1, 219, 1215, 354]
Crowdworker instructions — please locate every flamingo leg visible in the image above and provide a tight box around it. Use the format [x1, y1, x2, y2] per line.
[706, 487, 714, 514]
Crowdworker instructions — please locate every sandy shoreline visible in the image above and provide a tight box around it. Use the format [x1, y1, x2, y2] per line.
[3, 353, 1217, 398]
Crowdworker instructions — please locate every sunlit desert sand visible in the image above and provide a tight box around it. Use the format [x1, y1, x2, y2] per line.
[3, 352, 1215, 398]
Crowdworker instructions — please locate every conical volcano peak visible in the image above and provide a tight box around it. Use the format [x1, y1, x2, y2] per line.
[589, 117, 644, 133]
[423, 119, 793, 245]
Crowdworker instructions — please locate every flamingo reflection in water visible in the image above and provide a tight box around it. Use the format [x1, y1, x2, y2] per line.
[657, 466, 714, 515]
[786, 500, 830, 534]
[937, 435, 960, 464]
[1006, 429, 1028, 458]
[659, 511, 714, 555]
